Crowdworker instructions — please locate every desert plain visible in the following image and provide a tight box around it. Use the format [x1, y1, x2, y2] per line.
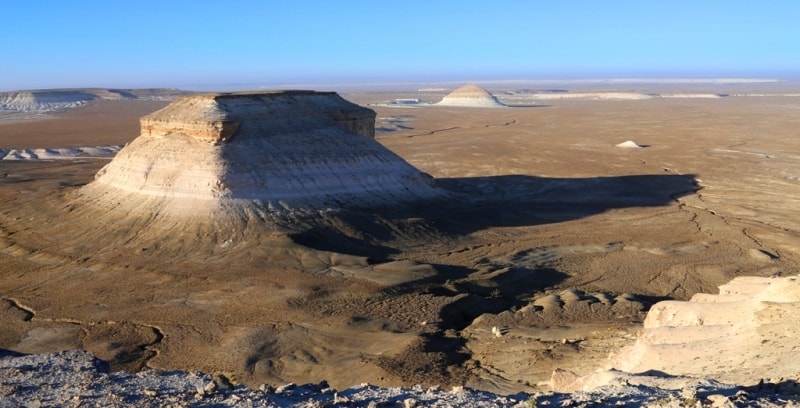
[1, 81, 800, 395]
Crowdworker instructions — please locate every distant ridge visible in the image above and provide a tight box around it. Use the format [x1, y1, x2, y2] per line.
[0, 88, 188, 112]
[0, 146, 121, 160]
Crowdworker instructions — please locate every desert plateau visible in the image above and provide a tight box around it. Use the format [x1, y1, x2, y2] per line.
[2, 81, 800, 405]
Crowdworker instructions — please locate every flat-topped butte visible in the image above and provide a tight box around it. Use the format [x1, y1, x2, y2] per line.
[78, 90, 439, 217]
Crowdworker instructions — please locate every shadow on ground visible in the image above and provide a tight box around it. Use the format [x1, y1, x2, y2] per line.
[433, 173, 698, 233]
[291, 173, 699, 259]
[289, 173, 697, 336]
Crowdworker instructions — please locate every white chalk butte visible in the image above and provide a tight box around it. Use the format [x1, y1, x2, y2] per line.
[436, 84, 505, 108]
[554, 275, 800, 392]
[76, 91, 440, 218]
[615, 140, 644, 149]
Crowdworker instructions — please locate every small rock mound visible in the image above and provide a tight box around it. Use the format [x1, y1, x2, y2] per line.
[1, 146, 121, 161]
[512, 290, 649, 325]
[615, 140, 644, 149]
[436, 85, 505, 108]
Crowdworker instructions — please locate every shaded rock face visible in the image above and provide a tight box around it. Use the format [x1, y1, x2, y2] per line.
[436, 84, 505, 108]
[78, 91, 439, 218]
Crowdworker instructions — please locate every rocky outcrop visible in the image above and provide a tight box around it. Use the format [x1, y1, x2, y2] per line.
[76, 91, 439, 218]
[3, 349, 793, 407]
[554, 275, 800, 392]
[436, 84, 505, 108]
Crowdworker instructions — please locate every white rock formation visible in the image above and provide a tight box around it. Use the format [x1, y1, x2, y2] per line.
[615, 140, 644, 149]
[76, 91, 439, 218]
[554, 275, 800, 392]
[436, 84, 505, 108]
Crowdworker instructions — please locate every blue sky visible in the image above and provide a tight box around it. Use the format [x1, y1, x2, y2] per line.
[3, 1, 799, 90]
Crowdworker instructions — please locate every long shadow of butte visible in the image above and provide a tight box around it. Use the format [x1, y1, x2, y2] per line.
[290, 173, 698, 337]
[423, 173, 697, 334]
[292, 173, 699, 257]
[433, 173, 699, 233]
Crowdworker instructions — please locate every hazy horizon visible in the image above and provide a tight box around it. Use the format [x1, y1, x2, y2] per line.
[4, 1, 799, 91]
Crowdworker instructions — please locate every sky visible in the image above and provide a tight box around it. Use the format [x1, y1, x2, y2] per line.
[3, 0, 799, 91]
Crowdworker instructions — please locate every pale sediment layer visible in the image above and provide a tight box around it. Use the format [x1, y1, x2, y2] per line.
[77, 91, 440, 219]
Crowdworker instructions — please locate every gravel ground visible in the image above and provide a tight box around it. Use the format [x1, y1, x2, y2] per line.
[3, 350, 800, 407]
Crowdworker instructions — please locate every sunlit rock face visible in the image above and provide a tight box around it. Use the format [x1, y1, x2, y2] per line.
[554, 275, 800, 392]
[436, 84, 506, 108]
[78, 91, 439, 218]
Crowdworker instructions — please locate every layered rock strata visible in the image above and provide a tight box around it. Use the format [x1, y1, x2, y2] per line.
[76, 91, 439, 218]
[436, 84, 506, 108]
[554, 275, 800, 392]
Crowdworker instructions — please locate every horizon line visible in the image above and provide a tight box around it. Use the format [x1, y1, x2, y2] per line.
[1, 77, 795, 93]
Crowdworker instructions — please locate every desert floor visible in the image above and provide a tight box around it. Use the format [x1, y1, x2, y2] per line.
[1, 88, 800, 394]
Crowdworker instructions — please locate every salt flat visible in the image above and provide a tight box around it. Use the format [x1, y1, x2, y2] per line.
[1, 83, 799, 395]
